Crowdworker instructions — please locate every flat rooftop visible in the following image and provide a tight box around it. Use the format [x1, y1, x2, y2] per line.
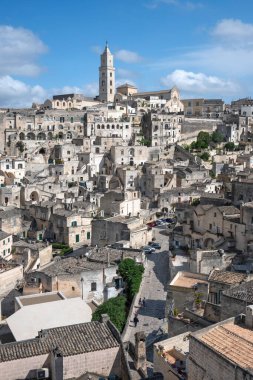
[18, 292, 65, 307]
[173, 276, 208, 288]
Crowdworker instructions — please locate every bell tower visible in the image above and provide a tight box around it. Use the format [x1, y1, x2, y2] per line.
[99, 42, 115, 103]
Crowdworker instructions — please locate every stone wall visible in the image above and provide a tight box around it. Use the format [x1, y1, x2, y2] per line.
[0, 265, 23, 294]
[203, 302, 221, 323]
[188, 335, 248, 380]
[220, 293, 246, 321]
[62, 347, 121, 379]
[0, 354, 50, 380]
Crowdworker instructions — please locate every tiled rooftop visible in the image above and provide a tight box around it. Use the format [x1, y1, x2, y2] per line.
[39, 256, 112, 277]
[223, 280, 253, 302]
[0, 321, 119, 362]
[200, 323, 253, 372]
[208, 270, 247, 285]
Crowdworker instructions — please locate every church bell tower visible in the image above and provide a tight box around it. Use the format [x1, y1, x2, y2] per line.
[99, 42, 115, 103]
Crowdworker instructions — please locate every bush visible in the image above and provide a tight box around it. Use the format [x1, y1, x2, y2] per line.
[199, 152, 210, 161]
[52, 243, 72, 255]
[224, 142, 235, 151]
[211, 131, 224, 144]
[92, 295, 127, 332]
[118, 259, 144, 302]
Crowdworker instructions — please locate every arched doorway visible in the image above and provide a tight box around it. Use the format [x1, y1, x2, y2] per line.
[39, 148, 46, 155]
[27, 132, 35, 140]
[30, 191, 39, 202]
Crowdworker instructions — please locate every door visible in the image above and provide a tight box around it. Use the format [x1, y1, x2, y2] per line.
[76, 234, 80, 243]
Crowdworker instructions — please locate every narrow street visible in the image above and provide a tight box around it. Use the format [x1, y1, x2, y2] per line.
[123, 226, 170, 375]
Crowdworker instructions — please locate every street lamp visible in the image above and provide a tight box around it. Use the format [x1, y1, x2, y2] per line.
[80, 277, 84, 300]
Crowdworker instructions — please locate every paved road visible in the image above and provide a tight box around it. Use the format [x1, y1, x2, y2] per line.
[123, 226, 169, 348]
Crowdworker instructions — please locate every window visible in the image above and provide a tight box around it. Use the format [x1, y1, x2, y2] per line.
[57, 102, 59, 106]
[110, 89, 112, 94]
[70, 117, 74, 123]
[91, 282, 97, 291]
[214, 212, 217, 217]
[110, 81, 112, 86]
[6, 165, 9, 169]
[18, 164, 23, 169]
[63, 102, 65, 106]
[110, 72, 112, 77]
[3, 240, 5, 245]
[209, 224, 212, 229]
[60, 117, 65, 123]
[87, 231, 90, 240]
[67, 151, 70, 154]
[72, 221, 77, 227]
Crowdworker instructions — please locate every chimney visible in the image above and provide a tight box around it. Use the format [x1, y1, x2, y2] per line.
[245, 305, 253, 329]
[101, 314, 110, 323]
[134, 331, 147, 376]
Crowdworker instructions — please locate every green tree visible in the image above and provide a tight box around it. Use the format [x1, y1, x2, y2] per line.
[197, 131, 210, 148]
[200, 152, 210, 161]
[224, 142, 235, 151]
[211, 131, 224, 144]
[118, 259, 144, 301]
[92, 296, 127, 332]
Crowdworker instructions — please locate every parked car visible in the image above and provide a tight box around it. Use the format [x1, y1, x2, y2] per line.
[150, 242, 161, 250]
[143, 246, 156, 254]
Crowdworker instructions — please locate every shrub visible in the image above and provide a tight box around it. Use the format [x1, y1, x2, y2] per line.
[92, 295, 127, 332]
[118, 259, 144, 302]
[199, 152, 210, 161]
[224, 142, 235, 151]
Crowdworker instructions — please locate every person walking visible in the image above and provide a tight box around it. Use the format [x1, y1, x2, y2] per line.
[138, 297, 142, 306]
[134, 315, 139, 327]
[142, 297, 146, 307]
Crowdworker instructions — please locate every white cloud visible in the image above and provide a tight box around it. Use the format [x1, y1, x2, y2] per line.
[0, 25, 47, 76]
[115, 50, 142, 63]
[145, 0, 202, 10]
[161, 69, 239, 96]
[0, 76, 47, 107]
[0, 76, 99, 108]
[212, 19, 253, 46]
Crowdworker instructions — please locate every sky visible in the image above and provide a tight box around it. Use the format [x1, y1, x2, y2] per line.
[1, 0, 253, 107]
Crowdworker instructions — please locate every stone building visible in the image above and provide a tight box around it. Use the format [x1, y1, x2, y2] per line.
[188, 310, 253, 380]
[0, 319, 130, 380]
[141, 110, 182, 147]
[28, 255, 118, 304]
[91, 215, 152, 248]
[42, 93, 100, 110]
[220, 280, 253, 320]
[99, 190, 141, 217]
[0, 231, 12, 260]
[154, 331, 189, 379]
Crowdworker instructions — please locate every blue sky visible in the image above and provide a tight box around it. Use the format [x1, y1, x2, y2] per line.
[1, 0, 253, 106]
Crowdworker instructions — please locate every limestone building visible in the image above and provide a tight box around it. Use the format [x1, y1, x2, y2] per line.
[99, 43, 115, 103]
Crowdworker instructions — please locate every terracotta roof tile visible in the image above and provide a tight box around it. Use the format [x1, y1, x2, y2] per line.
[0, 321, 119, 362]
[200, 323, 253, 372]
[208, 270, 247, 285]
